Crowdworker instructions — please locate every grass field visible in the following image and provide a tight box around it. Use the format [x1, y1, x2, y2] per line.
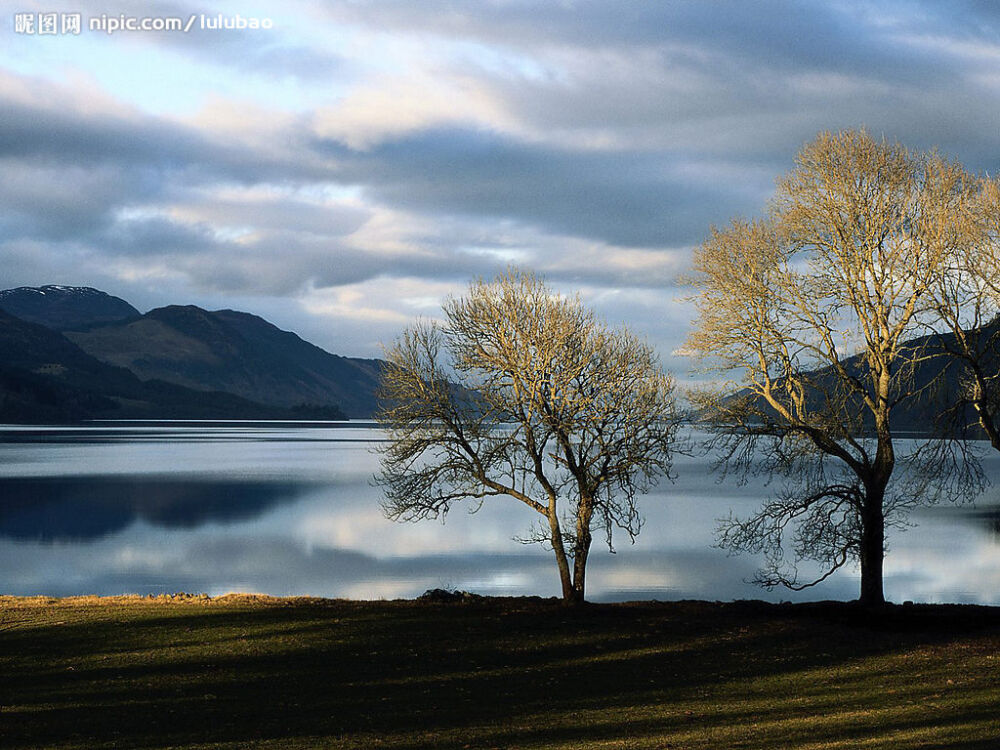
[2, 594, 1000, 749]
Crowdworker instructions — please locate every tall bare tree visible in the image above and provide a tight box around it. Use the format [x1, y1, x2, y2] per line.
[375, 269, 678, 604]
[925, 177, 1000, 450]
[687, 130, 980, 607]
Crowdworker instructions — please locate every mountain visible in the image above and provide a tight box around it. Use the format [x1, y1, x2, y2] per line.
[0, 285, 140, 330]
[0, 308, 347, 423]
[1, 285, 384, 418]
[717, 324, 998, 438]
[64, 305, 383, 417]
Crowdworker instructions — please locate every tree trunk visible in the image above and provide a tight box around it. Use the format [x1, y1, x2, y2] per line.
[568, 495, 594, 605]
[861, 407, 891, 609]
[570, 534, 591, 605]
[973, 400, 1000, 453]
[967, 363, 1000, 453]
[858, 499, 886, 607]
[547, 511, 574, 603]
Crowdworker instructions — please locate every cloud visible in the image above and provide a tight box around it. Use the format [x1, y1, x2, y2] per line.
[315, 127, 761, 247]
[168, 190, 371, 238]
[5, 0, 1000, 362]
[312, 72, 517, 151]
[313, 0, 1000, 167]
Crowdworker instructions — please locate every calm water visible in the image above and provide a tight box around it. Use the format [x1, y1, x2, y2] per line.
[3, 421, 1000, 603]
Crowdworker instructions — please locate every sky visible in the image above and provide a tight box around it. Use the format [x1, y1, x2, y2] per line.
[3, 0, 1000, 376]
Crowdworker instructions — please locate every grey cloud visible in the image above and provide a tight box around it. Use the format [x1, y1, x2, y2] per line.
[102, 216, 221, 257]
[0, 160, 135, 240]
[321, 1, 1000, 168]
[0, 239, 102, 292]
[320, 128, 763, 247]
[0, 73, 723, 293]
[0, 85, 331, 185]
[95, 223, 471, 295]
[183, 199, 371, 237]
[0, 79, 356, 290]
[179, 231, 493, 295]
[914, 0, 1000, 35]
[321, 0, 955, 82]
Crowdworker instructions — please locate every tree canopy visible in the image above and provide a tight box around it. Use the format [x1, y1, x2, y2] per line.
[375, 269, 679, 604]
[925, 177, 1000, 451]
[687, 130, 983, 606]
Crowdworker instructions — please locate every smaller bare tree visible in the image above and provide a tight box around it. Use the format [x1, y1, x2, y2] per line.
[375, 269, 679, 604]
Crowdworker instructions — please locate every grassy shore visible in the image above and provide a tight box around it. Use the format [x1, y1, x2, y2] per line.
[2, 594, 1000, 749]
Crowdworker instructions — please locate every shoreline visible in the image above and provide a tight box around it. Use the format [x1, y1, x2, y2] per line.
[6, 591, 1000, 616]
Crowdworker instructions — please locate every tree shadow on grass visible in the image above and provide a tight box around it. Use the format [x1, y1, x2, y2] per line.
[2, 599, 1000, 749]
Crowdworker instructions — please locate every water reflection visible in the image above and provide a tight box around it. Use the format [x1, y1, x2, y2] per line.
[0, 422, 383, 445]
[964, 505, 1000, 537]
[0, 476, 318, 541]
[2, 422, 1000, 603]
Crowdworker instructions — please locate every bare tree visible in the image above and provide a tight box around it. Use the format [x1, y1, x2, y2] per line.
[375, 269, 678, 604]
[687, 130, 981, 607]
[926, 177, 1000, 450]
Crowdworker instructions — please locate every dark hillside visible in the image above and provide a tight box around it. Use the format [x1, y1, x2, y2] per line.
[0, 285, 140, 330]
[0, 309, 344, 422]
[67, 304, 382, 417]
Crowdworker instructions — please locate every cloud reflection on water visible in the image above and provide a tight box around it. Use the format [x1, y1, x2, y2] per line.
[2, 423, 1000, 603]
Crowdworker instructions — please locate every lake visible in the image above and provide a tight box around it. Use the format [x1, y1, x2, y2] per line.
[3, 421, 1000, 603]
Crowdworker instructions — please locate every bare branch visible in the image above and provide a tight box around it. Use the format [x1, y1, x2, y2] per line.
[374, 268, 680, 604]
[688, 130, 984, 606]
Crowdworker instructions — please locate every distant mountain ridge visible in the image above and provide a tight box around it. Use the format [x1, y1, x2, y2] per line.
[716, 322, 1000, 439]
[0, 308, 345, 423]
[0, 285, 384, 421]
[0, 285, 140, 330]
